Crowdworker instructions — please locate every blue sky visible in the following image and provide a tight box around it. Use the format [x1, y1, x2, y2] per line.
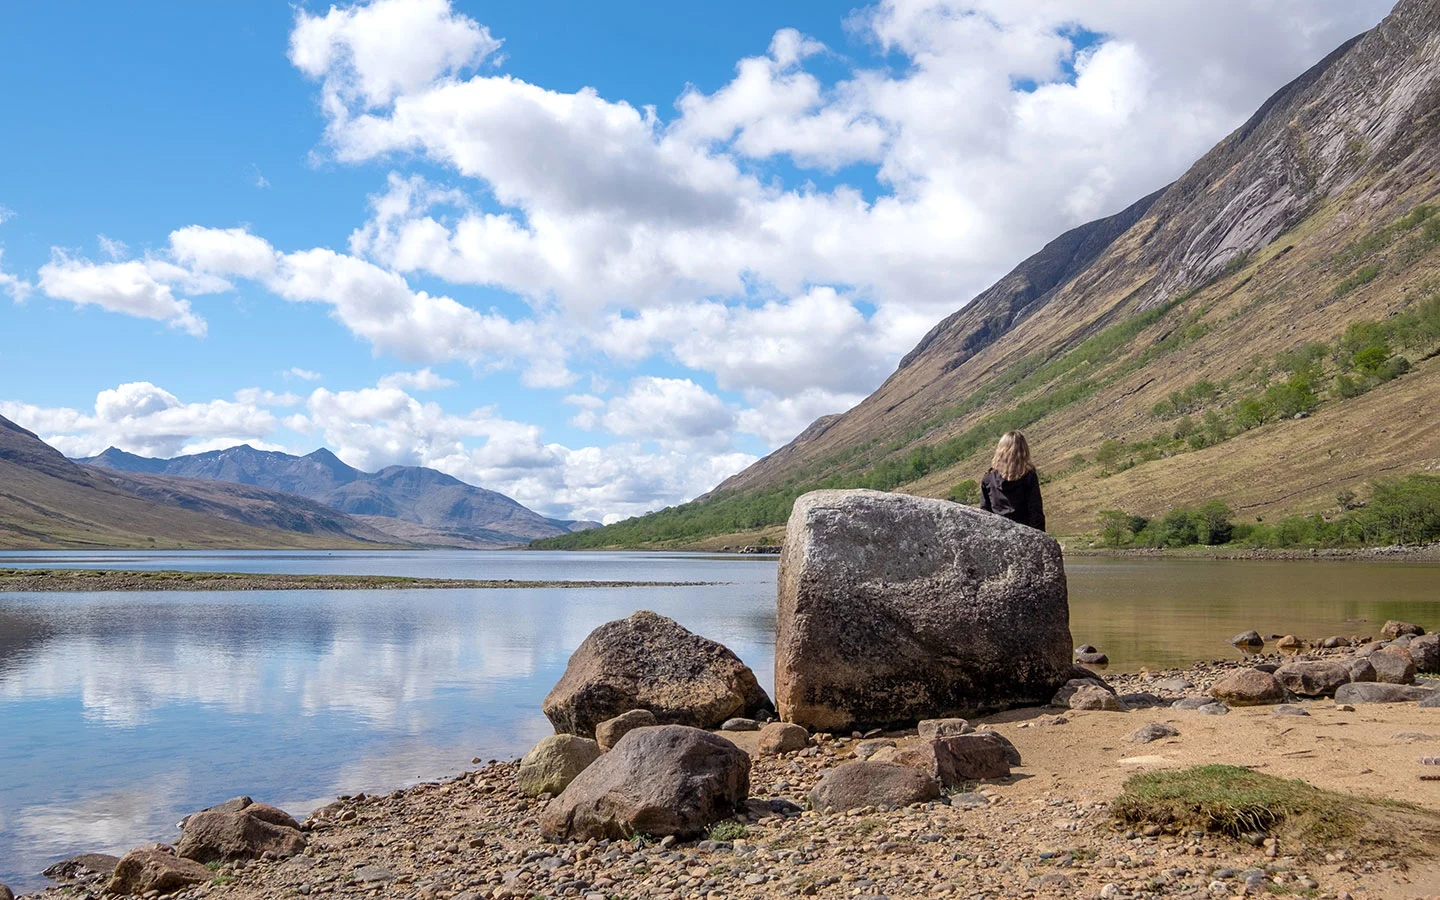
[0, 0, 1392, 521]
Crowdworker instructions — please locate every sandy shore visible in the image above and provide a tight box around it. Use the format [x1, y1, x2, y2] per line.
[31, 656, 1440, 900]
[0, 568, 717, 592]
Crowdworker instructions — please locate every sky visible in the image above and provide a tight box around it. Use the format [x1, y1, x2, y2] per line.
[0, 0, 1394, 523]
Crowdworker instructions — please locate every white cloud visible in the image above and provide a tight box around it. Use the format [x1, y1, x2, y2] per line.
[0, 248, 32, 301]
[97, 234, 128, 261]
[569, 377, 735, 442]
[377, 368, 456, 391]
[36, 252, 222, 337]
[286, 367, 323, 381]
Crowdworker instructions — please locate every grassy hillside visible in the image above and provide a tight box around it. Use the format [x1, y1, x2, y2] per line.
[536, 2, 1440, 550]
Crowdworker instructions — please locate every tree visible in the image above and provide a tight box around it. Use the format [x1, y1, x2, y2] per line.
[947, 479, 980, 505]
[1233, 397, 1266, 430]
[1094, 439, 1123, 469]
[1097, 510, 1131, 547]
[1195, 499, 1234, 545]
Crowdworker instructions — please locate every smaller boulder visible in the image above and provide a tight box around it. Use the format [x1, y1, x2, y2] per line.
[1409, 634, 1440, 673]
[517, 735, 603, 796]
[973, 729, 1022, 766]
[1210, 669, 1284, 706]
[808, 762, 942, 812]
[1273, 705, 1310, 717]
[596, 709, 658, 750]
[918, 718, 972, 739]
[1275, 635, 1302, 651]
[1274, 661, 1351, 697]
[854, 738, 897, 759]
[1357, 640, 1386, 656]
[0, 883, 11, 900]
[1334, 683, 1434, 704]
[1420, 692, 1440, 708]
[108, 846, 212, 896]
[1346, 657, 1377, 683]
[1051, 678, 1117, 708]
[1381, 620, 1425, 640]
[1321, 636, 1351, 649]
[720, 717, 759, 732]
[1075, 644, 1098, 654]
[942, 733, 1013, 779]
[1370, 648, 1417, 685]
[1128, 723, 1179, 744]
[176, 799, 305, 863]
[757, 722, 809, 755]
[1229, 630, 1264, 649]
[42, 853, 120, 884]
[1149, 677, 1195, 693]
[1075, 651, 1110, 665]
[1069, 684, 1129, 711]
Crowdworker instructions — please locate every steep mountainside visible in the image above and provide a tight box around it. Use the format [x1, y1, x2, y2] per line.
[541, 0, 1440, 547]
[80, 444, 587, 547]
[0, 416, 378, 550]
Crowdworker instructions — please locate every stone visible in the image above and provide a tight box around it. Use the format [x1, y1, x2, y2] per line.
[808, 761, 943, 812]
[1171, 696, 1215, 709]
[1051, 678, 1116, 707]
[1370, 648, 1417, 684]
[1128, 723, 1179, 744]
[1381, 620, 1425, 639]
[353, 866, 395, 883]
[1149, 677, 1194, 693]
[1410, 634, 1440, 673]
[0, 885, 10, 900]
[941, 733, 1013, 780]
[176, 798, 305, 863]
[42, 853, 121, 883]
[1229, 630, 1264, 648]
[720, 717, 759, 732]
[1273, 705, 1311, 716]
[775, 490, 1072, 731]
[596, 709, 658, 750]
[1209, 669, 1284, 706]
[1068, 684, 1130, 711]
[1334, 682, 1434, 704]
[1357, 640, 1386, 656]
[756, 722, 810, 755]
[854, 738, 897, 759]
[1118, 692, 1165, 708]
[538, 725, 750, 841]
[543, 611, 773, 737]
[1347, 657, 1377, 683]
[974, 729, 1022, 765]
[1075, 644, 1097, 654]
[1420, 692, 1440, 708]
[1275, 635, 1302, 651]
[1322, 636, 1351, 649]
[1075, 651, 1109, 665]
[1274, 660, 1352, 697]
[1197, 702, 1230, 715]
[917, 717, 973, 738]
[107, 847, 212, 896]
[517, 735, 603, 796]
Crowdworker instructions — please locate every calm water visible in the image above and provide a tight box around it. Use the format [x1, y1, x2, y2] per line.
[1, 550, 1438, 890]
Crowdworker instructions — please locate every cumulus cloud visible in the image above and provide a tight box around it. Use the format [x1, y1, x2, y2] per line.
[0, 248, 32, 301]
[377, 368, 456, 391]
[286, 367, 323, 381]
[36, 252, 222, 337]
[569, 377, 735, 442]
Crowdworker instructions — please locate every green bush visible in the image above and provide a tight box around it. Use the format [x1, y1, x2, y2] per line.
[948, 479, 980, 505]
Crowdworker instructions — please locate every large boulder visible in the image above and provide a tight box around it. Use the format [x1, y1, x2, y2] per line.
[1411, 633, 1440, 673]
[776, 490, 1072, 731]
[108, 846, 212, 895]
[871, 733, 1011, 785]
[176, 798, 305, 863]
[543, 611, 772, 737]
[538, 725, 749, 841]
[1274, 661, 1352, 697]
[1381, 620, 1425, 639]
[808, 761, 943, 812]
[1335, 682, 1434, 704]
[517, 735, 603, 796]
[1370, 648, 1417, 684]
[1209, 669, 1284, 706]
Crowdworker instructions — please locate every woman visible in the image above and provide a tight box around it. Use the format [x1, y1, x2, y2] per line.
[979, 430, 1046, 531]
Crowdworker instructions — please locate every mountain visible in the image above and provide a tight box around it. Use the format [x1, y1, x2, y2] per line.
[539, 0, 1440, 548]
[0, 415, 381, 550]
[79, 444, 582, 548]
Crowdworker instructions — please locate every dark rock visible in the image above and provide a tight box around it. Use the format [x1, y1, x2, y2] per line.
[176, 799, 304, 863]
[1118, 692, 1166, 708]
[596, 709, 658, 750]
[917, 717, 972, 739]
[1334, 682, 1434, 704]
[1274, 660, 1352, 697]
[1381, 620, 1425, 640]
[1370, 648, 1417, 685]
[1069, 684, 1130, 711]
[1273, 705, 1311, 716]
[808, 761, 943, 812]
[1229, 631, 1263, 648]
[757, 722, 810, 755]
[543, 611, 772, 737]
[42, 853, 121, 883]
[1172, 696, 1216, 710]
[0, 884, 10, 900]
[538, 725, 750, 841]
[941, 733, 1013, 780]
[517, 735, 602, 796]
[1209, 669, 1284, 706]
[1128, 723, 1179, 744]
[1347, 657, 1377, 683]
[108, 846, 212, 895]
[1252, 663, 1280, 674]
[1075, 644, 1097, 654]
[775, 490, 1072, 731]
[1410, 634, 1440, 673]
[1420, 692, 1440, 708]
[1357, 640, 1386, 656]
[1075, 651, 1109, 665]
[1052, 677, 1118, 708]
[855, 738, 897, 759]
[973, 729, 1022, 766]
[1322, 635, 1351, 649]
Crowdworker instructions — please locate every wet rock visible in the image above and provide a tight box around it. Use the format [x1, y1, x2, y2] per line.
[1370, 648, 1417, 684]
[917, 717, 972, 738]
[1410, 633, 1440, 673]
[775, 490, 1072, 731]
[1274, 660, 1352, 697]
[1128, 723, 1179, 744]
[756, 721, 810, 755]
[538, 725, 749, 841]
[1273, 704, 1311, 716]
[720, 717, 759, 732]
[1276, 635, 1302, 651]
[1334, 682, 1434, 704]
[1075, 651, 1109, 665]
[176, 798, 305, 863]
[1209, 669, 1284, 706]
[1229, 631, 1264, 649]
[596, 709, 658, 750]
[1075, 644, 1098, 654]
[808, 761, 942, 812]
[517, 735, 603, 796]
[42, 852, 121, 883]
[1381, 620, 1425, 639]
[108, 846, 212, 896]
[1347, 657, 1377, 683]
[543, 610, 773, 737]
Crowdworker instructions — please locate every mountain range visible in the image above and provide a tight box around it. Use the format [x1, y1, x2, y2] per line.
[539, 0, 1440, 548]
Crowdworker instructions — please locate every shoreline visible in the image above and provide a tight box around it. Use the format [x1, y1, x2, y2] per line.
[1060, 542, 1440, 561]
[0, 568, 720, 593]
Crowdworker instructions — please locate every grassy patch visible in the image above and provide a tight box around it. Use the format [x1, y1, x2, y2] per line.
[1112, 765, 1440, 860]
[706, 820, 749, 842]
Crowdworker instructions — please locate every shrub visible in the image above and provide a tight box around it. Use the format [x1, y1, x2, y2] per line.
[948, 479, 980, 505]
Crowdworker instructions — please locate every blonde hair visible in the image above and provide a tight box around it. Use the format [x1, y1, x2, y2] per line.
[990, 431, 1033, 481]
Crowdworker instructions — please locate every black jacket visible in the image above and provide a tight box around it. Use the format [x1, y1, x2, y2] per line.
[980, 468, 1046, 532]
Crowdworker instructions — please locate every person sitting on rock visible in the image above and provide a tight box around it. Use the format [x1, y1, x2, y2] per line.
[979, 430, 1046, 531]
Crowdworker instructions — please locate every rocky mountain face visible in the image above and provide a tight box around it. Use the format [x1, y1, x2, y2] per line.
[0, 415, 377, 550]
[546, 0, 1440, 546]
[80, 444, 589, 548]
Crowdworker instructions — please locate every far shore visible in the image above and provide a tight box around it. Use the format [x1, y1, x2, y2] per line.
[0, 568, 719, 593]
